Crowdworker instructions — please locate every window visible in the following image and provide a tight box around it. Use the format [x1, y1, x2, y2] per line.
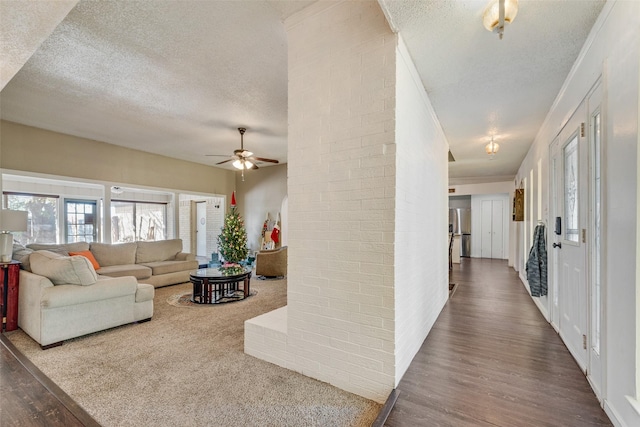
[65, 199, 98, 243]
[564, 135, 579, 243]
[111, 201, 166, 243]
[2, 192, 59, 245]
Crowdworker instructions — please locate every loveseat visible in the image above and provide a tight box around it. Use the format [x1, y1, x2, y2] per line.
[17, 250, 154, 348]
[25, 239, 198, 288]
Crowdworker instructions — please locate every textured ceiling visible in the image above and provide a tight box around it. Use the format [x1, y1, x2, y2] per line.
[380, 0, 605, 183]
[1, 0, 605, 180]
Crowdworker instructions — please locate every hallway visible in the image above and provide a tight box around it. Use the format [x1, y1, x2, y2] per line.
[385, 258, 611, 426]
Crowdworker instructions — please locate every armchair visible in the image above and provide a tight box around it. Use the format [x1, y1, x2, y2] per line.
[255, 246, 287, 278]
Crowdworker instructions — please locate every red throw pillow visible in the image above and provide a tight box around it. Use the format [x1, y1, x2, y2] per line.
[68, 250, 101, 270]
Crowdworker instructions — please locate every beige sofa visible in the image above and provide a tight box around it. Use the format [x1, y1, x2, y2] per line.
[12, 239, 197, 348]
[26, 239, 199, 288]
[16, 249, 154, 348]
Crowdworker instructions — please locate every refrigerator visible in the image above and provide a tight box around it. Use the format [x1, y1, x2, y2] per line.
[449, 208, 471, 257]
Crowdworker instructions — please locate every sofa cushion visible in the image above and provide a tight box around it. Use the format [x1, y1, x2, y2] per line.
[136, 239, 182, 263]
[27, 242, 90, 256]
[140, 259, 199, 276]
[30, 250, 98, 286]
[12, 243, 33, 272]
[97, 264, 152, 280]
[135, 283, 155, 303]
[41, 276, 138, 309]
[69, 250, 101, 270]
[90, 242, 137, 267]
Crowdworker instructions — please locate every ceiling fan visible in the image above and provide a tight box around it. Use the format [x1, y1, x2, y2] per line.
[207, 127, 279, 171]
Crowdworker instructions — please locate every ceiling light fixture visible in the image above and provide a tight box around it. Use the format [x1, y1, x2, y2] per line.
[485, 136, 500, 159]
[483, 0, 518, 40]
[232, 158, 254, 170]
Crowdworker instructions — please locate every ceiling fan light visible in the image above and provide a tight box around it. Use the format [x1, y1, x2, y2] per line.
[483, 0, 518, 32]
[232, 159, 243, 169]
[244, 160, 254, 169]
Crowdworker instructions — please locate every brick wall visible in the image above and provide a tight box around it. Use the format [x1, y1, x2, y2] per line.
[246, 0, 449, 403]
[393, 38, 449, 381]
[286, 0, 397, 402]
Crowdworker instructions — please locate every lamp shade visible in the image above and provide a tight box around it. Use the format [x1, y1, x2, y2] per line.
[0, 210, 28, 232]
[485, 141, 500, 155]
[483, 0, 518, 32]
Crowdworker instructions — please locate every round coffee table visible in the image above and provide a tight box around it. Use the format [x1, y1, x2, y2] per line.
[189, 267, 252, 304]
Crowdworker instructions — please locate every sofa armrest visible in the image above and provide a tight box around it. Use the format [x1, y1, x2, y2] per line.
[175, 252, 196, 261]
[18, 270, 55, 343]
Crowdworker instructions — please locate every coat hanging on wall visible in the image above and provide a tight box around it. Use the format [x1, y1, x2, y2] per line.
[526, 223, 548, 297]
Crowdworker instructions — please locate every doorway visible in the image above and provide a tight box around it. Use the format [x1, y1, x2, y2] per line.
[549, 79, 604, 400]
[196, 201, 207, 257]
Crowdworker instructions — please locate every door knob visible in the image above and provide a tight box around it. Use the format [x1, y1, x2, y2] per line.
[553, 242, 562, 249]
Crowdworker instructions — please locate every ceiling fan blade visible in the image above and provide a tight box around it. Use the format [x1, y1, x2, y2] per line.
[254, 157, 279, 164]
[251, 163, 259, 170]
[215, 158, 233, 165]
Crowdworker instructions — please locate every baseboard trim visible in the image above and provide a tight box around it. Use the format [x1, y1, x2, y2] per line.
[604, 399, 625, 427]
[371, 388, 400, 427]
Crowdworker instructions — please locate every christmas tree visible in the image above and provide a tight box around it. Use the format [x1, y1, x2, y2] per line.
[217, 192, 248, 264]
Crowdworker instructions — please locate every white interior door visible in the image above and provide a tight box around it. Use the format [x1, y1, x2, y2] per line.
[481, 200, 492, 258]
[196, 202, 207, 257]
[480, 199, 504, 259]
[553, 102, 588, 372]
[491, 200, 504, 259]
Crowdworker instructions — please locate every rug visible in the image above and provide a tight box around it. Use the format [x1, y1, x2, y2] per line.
[6, 279, 380, 427]
[167, 290, 257, 307]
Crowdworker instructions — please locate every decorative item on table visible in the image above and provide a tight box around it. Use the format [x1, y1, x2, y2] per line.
[208, 252, 221, 268]
[0, 210, 28, 263]
[218, 262, 245, 275]
[246, 252, 256, 267]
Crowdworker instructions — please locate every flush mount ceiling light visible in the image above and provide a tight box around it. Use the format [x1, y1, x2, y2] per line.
[483, 0, 518, 40]
[485, 136, 500, 159]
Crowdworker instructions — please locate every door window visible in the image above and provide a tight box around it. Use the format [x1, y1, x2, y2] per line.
[564, 135, 579, 243]
[65, 200, 97, 243]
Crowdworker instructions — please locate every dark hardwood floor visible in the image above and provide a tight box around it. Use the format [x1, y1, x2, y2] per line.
[0, 334, 99, 427]
[385, 258, 611, 427]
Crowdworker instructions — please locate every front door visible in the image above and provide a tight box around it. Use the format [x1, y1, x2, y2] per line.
[551, 100, 588, 372]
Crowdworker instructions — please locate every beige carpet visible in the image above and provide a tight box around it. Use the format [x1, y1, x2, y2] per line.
[6, 278, 380, 426]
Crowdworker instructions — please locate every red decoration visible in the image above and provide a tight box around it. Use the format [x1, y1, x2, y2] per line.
[231, 191, 236, 207]
[271, 223, 280, 244]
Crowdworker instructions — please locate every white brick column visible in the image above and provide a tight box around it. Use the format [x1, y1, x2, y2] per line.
[285, 1, 397, 402]
[245, 0, 449, 404]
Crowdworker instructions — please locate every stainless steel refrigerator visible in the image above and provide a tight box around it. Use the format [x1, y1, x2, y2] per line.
[449, 208, 471, 257]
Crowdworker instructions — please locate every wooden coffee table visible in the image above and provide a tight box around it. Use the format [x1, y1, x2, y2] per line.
[189, 267, 252, 304]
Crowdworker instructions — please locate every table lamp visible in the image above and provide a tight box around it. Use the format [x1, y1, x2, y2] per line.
[0, 209, 28, 263]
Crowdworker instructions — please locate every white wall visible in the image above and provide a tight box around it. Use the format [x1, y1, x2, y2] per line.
[394, 37, 448, 383]
[515, 2, 640, 425]
[236, 164, 287, 252]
